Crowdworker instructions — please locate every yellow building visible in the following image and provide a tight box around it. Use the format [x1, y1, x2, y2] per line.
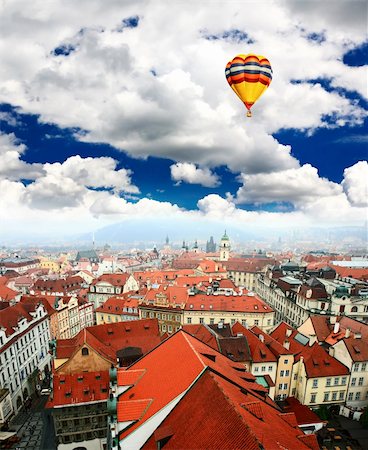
[290, 342, 350, 408]
[39, 257, 61, 273]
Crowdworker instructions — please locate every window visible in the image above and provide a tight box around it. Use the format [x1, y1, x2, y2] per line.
[283, 383, 288, 390]
[362, 363, 366, 371]
[168, 325, 172, 333]
[231, 319, 235, 325]
[210, 318, 214, 325]
[339, 391, 345, 400]
[261, 366, 266, 372]
[187, 318, 192, 324]
[334, 377, 339, 386]
[292, 388, 296, 396]
[285, 370, 290, 377]
[268, 366, 272, 371]
[141, 311, 147, 318]
[351, 378, 356, 386]
[348, 392, 353, 401]
[278, 383, 283, 390]
[149, 312, 154, 318]
[313, 379, 318, 388]
[254, 367, 259, 372]
[332, 392, 337, 401]
[293, 374, 297, 381]
[351, 306, 358, 313]
[353, 363, 359, 372]
[284, 359, 289, 365]
[341, 377, 347, 385]
[199, 318, 204, 324]
[310, 393, 316, 403]
[254, 320, 259, 326]
[280, 370, 285, 377]
[355, 392, 361, 401]
[323, 392, 329, 402]
[326, 378, 331, 387]
[358, 377, 364, 386]
[241, 319, 247, 326]
[81, 347, 89, 356]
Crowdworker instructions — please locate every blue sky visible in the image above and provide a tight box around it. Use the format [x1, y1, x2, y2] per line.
[0, 1, 367, 243]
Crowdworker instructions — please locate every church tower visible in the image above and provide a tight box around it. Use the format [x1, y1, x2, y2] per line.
[219, 231, 230, 261]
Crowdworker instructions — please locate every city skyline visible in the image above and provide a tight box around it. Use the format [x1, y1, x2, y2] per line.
[0, 1, 367, 244]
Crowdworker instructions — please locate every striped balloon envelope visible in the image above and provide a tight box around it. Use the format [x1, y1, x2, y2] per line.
[225, 54, 272, 117]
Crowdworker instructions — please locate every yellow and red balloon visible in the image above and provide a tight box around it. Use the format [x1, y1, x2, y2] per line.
[225, 53, 272, 117]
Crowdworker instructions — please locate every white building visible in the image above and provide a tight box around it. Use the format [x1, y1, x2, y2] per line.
[0, 301, 51, 413]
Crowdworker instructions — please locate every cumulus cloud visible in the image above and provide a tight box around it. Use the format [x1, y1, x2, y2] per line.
[45, 155, 139, 194]
[170, 162, 220, 187]
[342, 161, 368, 207]
[234, 164, 342, 206]
[0, 133, 44, 180]
[0, 0, 366, 174]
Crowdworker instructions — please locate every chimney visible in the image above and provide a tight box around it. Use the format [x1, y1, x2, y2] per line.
[354, 332, 362, 339]
[239, 288, 243, 296]
[333, 322, 340, 334]
[345, 328, 351, 339]
[329, 347, 335, 357]
[286, 329, 292, 337]
[329, 316, 337, 325]
[259, 334, 264, 343]
[283, 340, 290, 350]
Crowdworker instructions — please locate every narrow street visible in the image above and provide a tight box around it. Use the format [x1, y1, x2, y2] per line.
[6, 395, 56, 450]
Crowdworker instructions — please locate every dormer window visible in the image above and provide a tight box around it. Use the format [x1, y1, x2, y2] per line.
[82, 347, 89, 356]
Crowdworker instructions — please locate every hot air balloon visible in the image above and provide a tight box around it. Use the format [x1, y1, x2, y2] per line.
[225, 53, 272, 117]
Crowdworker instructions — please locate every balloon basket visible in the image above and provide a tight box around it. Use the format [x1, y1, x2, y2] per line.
[246, 111, 252, 118]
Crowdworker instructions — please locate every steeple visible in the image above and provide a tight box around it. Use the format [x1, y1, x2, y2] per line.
[219, 231, 230, 261]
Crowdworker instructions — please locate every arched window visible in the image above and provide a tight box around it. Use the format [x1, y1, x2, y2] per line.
[351, 306, 358, 313]
[81, 347, 89, 356]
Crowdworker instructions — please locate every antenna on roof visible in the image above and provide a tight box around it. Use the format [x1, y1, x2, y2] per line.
[92, 232, 95, 250]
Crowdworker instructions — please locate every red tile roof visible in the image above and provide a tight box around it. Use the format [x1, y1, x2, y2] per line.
[283, 396, 326, 426]
[0, 302, 34, 336]
[95, 295, 138, 314]
[92, 273, 130, 286]
[270, 322, 306, 354]
[331, 265, 368, 281]
[142, 370, 318, 450]
[295, 342, 350, 378]
[55, 318, 162, 365]
[0, 284, 18, 301]
[181, 324, 219, 351]
[251, 326, 291, 357]
[117, 330, 268, 443]
[143, 285, 188, 305]
[47, 371, 109, 408]
[309, 316, 332, 341]
[224, 258, 276, 273]
[342, 336, 368, 362]
[185, 293, 273, 313]
[232, 322, 277, 363]
[117, 399, 152, 422]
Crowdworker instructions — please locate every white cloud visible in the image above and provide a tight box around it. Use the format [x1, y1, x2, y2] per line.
[0, 0, 366, 174]
[45, 155, 139, 194]
[170, 162, 220, 187]
[0, 133, 44, 180]
[234, 164, 342, 206]
[342, 161, 368, 207]
[0, 1, 367, 241]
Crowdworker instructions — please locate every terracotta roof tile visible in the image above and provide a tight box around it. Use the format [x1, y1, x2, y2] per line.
[142, 369, 315, 450]
[47, 370, 110, 407]
[117, 369, 146, 386]
[117, 399, 152, 422]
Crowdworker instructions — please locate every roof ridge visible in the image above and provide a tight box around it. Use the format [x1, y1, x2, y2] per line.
[181, 331, 207, 369]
